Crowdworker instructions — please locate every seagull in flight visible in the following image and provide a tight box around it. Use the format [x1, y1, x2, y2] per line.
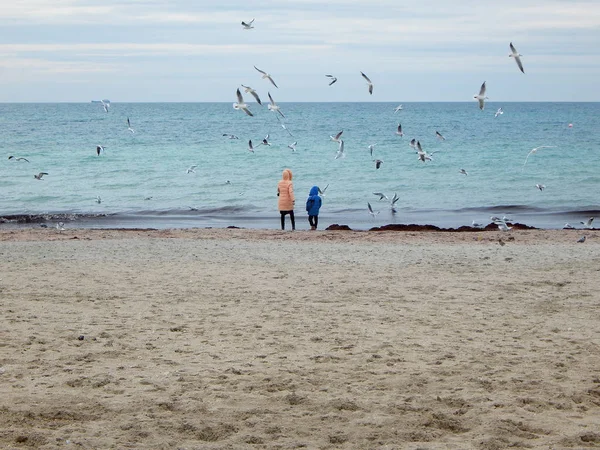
[233, 88, 253, 116]
[367, 202, 380, 217]
[436, 131, 445, 141]
[241, 85, 262, 105]
[374, 159, 384, 169]
[580, 217, 594, 229]
[56, 222, 65, 232]
[495, 107, 504, 118]
[287, 141, 297, 151]
[390, 193, 400, 213]
[496, 221, 512, 232]
[409, 138, 417, 149]
[96, 145, 106, 156]
[248, 140, 255, 153]
[34, 172, 48, 180]
[261, 134, 271, 146]
[222, 134, 239, 139]
[509, 42, 525, 74]
[241, 19, 255, 30]
[394, 104, 403, 113]
[395, 124, 403, 137]
[373, 192, 388, 201]
[187, 165, 198, 174]
[8, 155, 29, 162]
[563, 223, 575, 229]
[127, 117, 135, 133]
[96, 196, 102, 204]
[267, 92, 285, 118]
[335, 140, 345, 159]
[474, 81, 488, 110]
[276, 117, 294, 137]
[325, 74, 337, 86]
[522, 145, 556, 168]
[459, 168, 468, 176]
[100, 100, 110, 113]
[368, 143, 377, 156]
[330, 130, 343, 142]
[318, 184, 329, 196]
[254, 66, 278, 88]
[416, 141, 435, 162]
[361, 72, 373, 95]
[535, 183, 546, 191]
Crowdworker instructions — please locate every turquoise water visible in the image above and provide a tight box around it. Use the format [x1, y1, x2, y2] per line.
[0, 102, 598, 229]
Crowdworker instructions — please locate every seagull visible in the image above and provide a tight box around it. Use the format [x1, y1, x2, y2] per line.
[367, 202, 380, 217]
[394, 104, 403, 113]
[241, 85, 262, 105]
[501, 215, 513, 222]
[56, 222, 65, 232]
[8, 156, 29, 162]
[241, 19, 255, 30]
[509, 42, 525, 74]
[261, 134, 271, 146]
[474, 81, 488, 110]
[416, 141, 434, 162]
[409, 138, 417, 149]
[287, 141, 297, 151]
[373, 192, 388, 201]
[335, 140, 345, 159]
[325, 74, 337, 86]
[248, 140, 255, 153]
[523, 146, 556, 168]
[472, 220, 484, 228]
[233, 88, 253, 116]
[395, 124, 403, 137]
[580, 217, 594, 229]
[318, 184, 329, 196]
[254, 66, 278, 88]
[96, 145, 106, 156]
[435, 131, 445, 141]
[563, 223, 575, 229]
[459, 168, 468, 176]
[497, 221, 512, 232]
[535, 183, 546, 191]
[390, 193, 400, 213]
[577, 235, 586, 243]
[222, 134, 239, 139]
[277, 119, 294, 137]
[96, 196, 102, 204]
[126, 117, 135, 133]
[330, 130, 343, 142]
[34, 172, 48, 180]
[361, 72, 373, 95]
[100, 100, 110, 113]
[187, 165, 198, 174]
[374, 159, 384, 169]
[495, 107, 504, 118]
[368, 144, 377, 156]
[267, 92, 285, 118]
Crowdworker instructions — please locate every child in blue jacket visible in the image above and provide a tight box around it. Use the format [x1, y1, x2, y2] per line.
[306, 186, 322, 230]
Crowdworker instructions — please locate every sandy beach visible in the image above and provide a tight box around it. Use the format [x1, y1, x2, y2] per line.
[1, 227, 599, 449]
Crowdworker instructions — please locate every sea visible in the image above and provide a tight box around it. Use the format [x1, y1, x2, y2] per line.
[0, 102, 598, 230]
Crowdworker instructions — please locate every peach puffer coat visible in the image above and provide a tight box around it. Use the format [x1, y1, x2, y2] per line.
[277, 169, 295, 211]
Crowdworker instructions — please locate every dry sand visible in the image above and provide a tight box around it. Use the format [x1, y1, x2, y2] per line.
[1, 227, 599, 449]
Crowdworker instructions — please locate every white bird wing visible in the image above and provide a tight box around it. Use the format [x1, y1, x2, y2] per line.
[249, 90, 262, 105]
[361, 72, 372, 83]
[334, 130, 343, 140]
[236, 88, 244, 103]
[514, 55, 525, 73]
[510, 42, 517, 55]
[318, 184, 329, 195]
[254, 66, 266, 75]
[268, 92, 276, 106]
[479, 82, 486, 96]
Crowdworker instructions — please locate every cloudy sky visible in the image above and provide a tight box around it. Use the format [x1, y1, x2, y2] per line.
[1, 0, 599, 102]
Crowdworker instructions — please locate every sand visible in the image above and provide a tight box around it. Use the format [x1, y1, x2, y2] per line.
[0, 227, 599, 449]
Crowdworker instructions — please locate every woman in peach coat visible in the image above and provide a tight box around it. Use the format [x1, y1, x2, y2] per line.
[277, 168, 295, 230]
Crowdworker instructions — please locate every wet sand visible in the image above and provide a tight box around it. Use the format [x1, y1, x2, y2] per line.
[1, 227, 599, 449]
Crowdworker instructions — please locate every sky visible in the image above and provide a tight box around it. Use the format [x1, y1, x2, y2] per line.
[0, 0, 599, 102]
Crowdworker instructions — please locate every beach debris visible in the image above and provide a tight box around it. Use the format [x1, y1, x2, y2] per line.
[509, 42, 525, 74]
[34, 172, 48, 180]
[254, 66, 278, 88]
[474, 81, 488, 110]
[326, 74, 337, 86]
[78, 335, 85, 340]
[498, 238, 506, 246]
[361, 71, 373, 95]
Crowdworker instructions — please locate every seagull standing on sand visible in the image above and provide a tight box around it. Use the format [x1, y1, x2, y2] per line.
[254, 66, 278, 88]
[581, 217, 594, 229]
[233, 88, 253, 116]
[241, 19, 255, 29]
[367, 202, 380, 217]
[326, 75, 337, 86]
[267, 92, 285, 118]
[335, 140, 345, 159]
[34, 172, 48, 180]
[522, 146, 556, 168]
[361, 72, 373, 95]
[495, 107, 504, 118]
[241, 85, 262, 105]
[577, 235, 586, 243]
[330, 130, 343, 142]
[8, 156, 29, 162]
[509, 42, 525, 74]
[395, 124, 404, 137]
[127, 117, 135, 133]
[474, 81, 488, 110]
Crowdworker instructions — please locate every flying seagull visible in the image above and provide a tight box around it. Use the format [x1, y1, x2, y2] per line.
[580, 217, 594, 229]
[459, 168, 468, 176]
[395, 124, 403, 137]
[361, 71, 373, 95]
[474, 81, 488, 110]
[416, 141, 435, 162]
[34, 172, 48, 180]
[495, 107, 504, 118]
[394, 104, 403, 113]
[100, 100, 110, 113]
[56, 222, 65, 232]
[325, 74, 337, 86]
[509, 42, 525, 74]
[335, 140, 345, 159]
[535, 183, 546, 191]
[96, 196, 101, 204]
[390, 193, 400, 213]
[330, 130, 343, 142]
[8, 156, 29, 162]
[523, 145, 556, 168]
[241, 85, 262, 105]
[374, 159, 384, 169]
[248, 140, 255, 153]
[241, 19, 255, 30]
[318, 184, 329, 196]
[287, 141, 297, 151]
[267, 92, 285, 118]
[233, 88, 253, 116]
[96, 145, 106, 156]
[436, 131, 445, 141]
[368, 143, 377, 156]
[187, 165, 198, 174]
[254, 66, 278, 88]
[409, 138, 417, 149]
[222, 134, 239, 139]
[367, 202, 380, 217]
[373, 192, 388, 201]
[127, 117, 135, 133]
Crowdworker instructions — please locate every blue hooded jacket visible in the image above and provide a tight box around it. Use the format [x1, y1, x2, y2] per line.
[306, 186, 322, 216]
